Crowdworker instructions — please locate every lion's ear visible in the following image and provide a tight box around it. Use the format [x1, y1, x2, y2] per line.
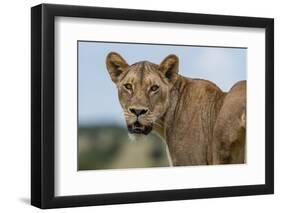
[106, 52, 129, 83]
[159, 54, 179, 83]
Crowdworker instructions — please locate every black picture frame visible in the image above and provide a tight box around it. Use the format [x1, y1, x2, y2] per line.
[31, 3, 274, 209]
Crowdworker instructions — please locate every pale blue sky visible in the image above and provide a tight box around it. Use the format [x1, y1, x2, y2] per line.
[78, 41, 246, 126]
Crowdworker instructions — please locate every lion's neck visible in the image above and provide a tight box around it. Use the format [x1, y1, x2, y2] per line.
[154, 76, 190, 140]
[154, 75, 227, 166]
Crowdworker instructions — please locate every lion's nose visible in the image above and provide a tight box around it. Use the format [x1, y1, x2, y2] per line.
[129, 108, 148, 116]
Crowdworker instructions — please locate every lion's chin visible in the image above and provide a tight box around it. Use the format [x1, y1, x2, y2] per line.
[127, 121, 153, 135]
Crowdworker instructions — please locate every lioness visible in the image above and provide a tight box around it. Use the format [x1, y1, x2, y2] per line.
[106, 52, 246, 166]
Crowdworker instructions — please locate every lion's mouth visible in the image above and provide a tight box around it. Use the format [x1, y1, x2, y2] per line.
[127, 121, 152, 135]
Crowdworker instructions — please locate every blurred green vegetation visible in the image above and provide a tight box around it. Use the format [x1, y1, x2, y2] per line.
[78, 125, 169, 170]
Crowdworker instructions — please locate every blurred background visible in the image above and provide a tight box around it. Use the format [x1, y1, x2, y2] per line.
[79, 125, 169, 170]
[78, 41, 246, 170]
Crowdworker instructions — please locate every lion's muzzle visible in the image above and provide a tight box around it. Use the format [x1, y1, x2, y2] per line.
[127, 121, 153, 135]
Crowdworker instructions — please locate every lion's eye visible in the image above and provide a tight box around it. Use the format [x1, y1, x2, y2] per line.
[124, 83, 133, 90]
[150, 85, 159, 92]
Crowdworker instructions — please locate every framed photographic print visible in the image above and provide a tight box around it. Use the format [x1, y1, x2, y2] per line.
[31, 3, 274, 209]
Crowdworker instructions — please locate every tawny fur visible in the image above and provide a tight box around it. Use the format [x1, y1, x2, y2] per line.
[106, 52, 246, 166]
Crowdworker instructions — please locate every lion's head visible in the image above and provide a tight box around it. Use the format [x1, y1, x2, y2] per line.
[106, 52, 179, 135]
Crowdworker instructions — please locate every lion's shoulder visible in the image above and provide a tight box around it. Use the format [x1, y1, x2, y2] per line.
[176, 77, 225, 102]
